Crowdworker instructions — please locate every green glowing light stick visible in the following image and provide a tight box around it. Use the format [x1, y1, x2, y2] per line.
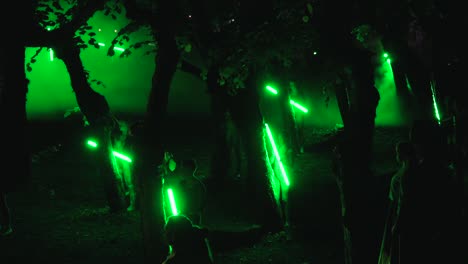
[97, 42, 125, 52]
[430, 80, 441, 125]
[86, 139, 133, 163]
[266, 85, 278, 94]
[49, 48, 54, 61]
[167, 188, 179, 216]
[265, 85, 309, 113]
[265, 123, 290, 186]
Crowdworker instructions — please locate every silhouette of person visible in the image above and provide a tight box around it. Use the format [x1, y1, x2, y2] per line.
[378, 140, 418, 264]
[162, 215, 214, 264]
[163, 156, 207, 225]
[397, 119, 462, 263]
[0, 192, 12, 236]
[176, 159, 207, 225]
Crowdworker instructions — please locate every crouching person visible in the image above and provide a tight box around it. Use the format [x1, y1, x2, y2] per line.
[162, 215, 214, 264]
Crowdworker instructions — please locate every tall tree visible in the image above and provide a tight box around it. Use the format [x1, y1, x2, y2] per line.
[25, 0, 129, 212]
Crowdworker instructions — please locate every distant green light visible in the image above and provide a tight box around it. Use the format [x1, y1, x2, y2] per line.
[167, 188, 179, 216]
[49, 48, 54, 61]
[265, 123, 290, 186]
[313, 51, 317, 55]
[97, 42, 124, 52]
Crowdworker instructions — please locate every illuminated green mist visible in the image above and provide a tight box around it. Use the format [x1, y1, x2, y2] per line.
[25, 10, 209, 120]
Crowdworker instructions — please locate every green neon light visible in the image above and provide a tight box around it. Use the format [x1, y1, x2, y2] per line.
[86, 139, 132, 162]
[266, 85, 278, 94]
[167, 188, 179, 216]
[265, 85, 308, 113]
[49, 48, 54, 61]
[97, 42, 124, 52]
[289, 99, 308, 113]
[265, 123, 290, 186]
[430, 80, 441, 125]
[112, 151, 132, 163]
[87, 140, 98, 148]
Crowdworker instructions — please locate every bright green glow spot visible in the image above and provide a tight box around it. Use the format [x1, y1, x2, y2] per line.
[266, 85, 278, 94]
[87, 140, 98, 148]
[49, 48, 54, 61]
[383, 53, 391, 64]
[167, 188, 179, 216]
[98, 42, 105, 46]
[289, 99, 308, 113]
[313, 51, 317, 55]
[430, 80, 441, 125]
[112, 151, 132, 163]
[265, 123, 290, 186]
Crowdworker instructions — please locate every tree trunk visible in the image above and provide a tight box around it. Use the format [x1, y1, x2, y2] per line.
[341, 50, 381, 263]
[207, 67, 232, 186]
[57, 43, 127, 212]
[335, 70, 352, 128]
[0, 20, 31, 193]
[133, 28, 180, 263]
[230, 78, 283, 232]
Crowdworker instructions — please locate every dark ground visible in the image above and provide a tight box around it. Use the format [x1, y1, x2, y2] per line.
[1, 116, 464, 263]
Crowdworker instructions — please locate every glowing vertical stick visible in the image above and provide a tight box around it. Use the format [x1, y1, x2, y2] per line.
[49, 48, 54, 61]
[167, 188, 179, 216]
[265, 123, 290, 186]
[430, 80, 441, 125]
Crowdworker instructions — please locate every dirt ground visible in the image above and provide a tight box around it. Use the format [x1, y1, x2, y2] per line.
[0, 118, 424, 263]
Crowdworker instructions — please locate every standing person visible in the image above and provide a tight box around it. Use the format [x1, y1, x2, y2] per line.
[0, 192, 12, 236]
[378, 141, 418, 264]
[398, 120, 462, 263]
[162, 215, 214, 264]
[177, 159, 207, 225]
[313, 1, 382, 262]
